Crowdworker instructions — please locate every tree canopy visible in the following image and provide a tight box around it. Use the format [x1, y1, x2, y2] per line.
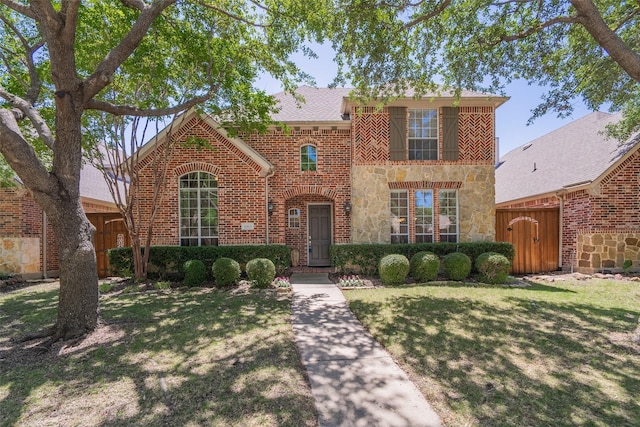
[0, 0, 326, 339]
[330, 0, 640, 139]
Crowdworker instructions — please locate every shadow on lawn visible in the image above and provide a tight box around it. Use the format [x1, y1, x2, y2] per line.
[0, 288, 316, 427]
[348, 294, 639, 427]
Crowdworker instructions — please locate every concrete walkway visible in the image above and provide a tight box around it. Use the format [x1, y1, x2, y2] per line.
[290, 273, 442, 427]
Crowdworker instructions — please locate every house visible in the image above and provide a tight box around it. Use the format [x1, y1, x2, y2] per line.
[495, 111, 640, 274]
[0, 155, 120, 278]
[134, 86, 507, 267]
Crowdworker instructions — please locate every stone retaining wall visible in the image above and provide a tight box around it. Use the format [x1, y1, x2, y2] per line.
[576, 231, 640, 273]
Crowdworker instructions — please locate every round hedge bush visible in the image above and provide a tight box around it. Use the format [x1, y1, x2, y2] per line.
[410, 251, 440, 282]
[475, 252, 511, 284]
[378, 254, 410, 286]
[246, 258, 276, 289]
[442, 252, 472, 281]
[183, 259, 207, 287]
[212, 257, 241, 287]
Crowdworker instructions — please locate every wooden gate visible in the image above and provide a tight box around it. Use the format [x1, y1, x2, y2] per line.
[496, 208, 560, 274]
[87, 213, 129, 278]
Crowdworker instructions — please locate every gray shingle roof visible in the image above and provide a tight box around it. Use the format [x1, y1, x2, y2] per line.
[495, 111, 636, 204]
[270, 86, 506, 122]
[270, 86, 353, 122]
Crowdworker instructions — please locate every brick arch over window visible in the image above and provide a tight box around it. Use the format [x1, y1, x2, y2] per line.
[282, 186, 338, 200]
[172, 162, 221, 178]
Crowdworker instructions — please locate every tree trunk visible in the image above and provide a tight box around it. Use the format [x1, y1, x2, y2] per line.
[49, 189, 100, 339]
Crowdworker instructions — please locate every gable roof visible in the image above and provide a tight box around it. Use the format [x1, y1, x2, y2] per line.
[137, 109, 274, 177]
[495, 111, 638, 204]
[270, 85, 508, 123]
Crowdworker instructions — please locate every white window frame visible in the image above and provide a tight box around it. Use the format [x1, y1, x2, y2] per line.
[300, 144, 318, 171]
[414, 190, 434, 243]
[288, 208, 301, 228]
[179, 171, 218, 246]
[408, 108, 438, 160]
[438, 189, 459, 243]
[390, 190, 409, 243]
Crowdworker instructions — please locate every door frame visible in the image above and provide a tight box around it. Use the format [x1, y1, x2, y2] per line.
[306, 202, 333, 266]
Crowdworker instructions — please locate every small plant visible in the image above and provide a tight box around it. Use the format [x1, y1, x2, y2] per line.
[443, 252, 472, 281]
[410, 251, 440, 282]
[246, 258, 276, 289]
[378, 254, 410, 286]
[183, 259, 208, 287]
[122, 285, 140, 294]
[475, 252, 511, 284]
[0, 271, 12, 280]
[338, 275, 364, 288]
[272, 276, 291, 288]
[98, 282, 113, 293]
[623, 259, 632, 273]
[212, 257, 241, 287]
[154, 281, 171, 290]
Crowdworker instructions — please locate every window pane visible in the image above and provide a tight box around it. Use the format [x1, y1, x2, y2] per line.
[439, 190, 458, 242]
[301, 145, 317, 171]
[179, 172, 218, 246]
[288, 208, 301, 228]
[415, 190, 433, 243]
[390, 190, 408, 244]
[408, 109, 438, 160]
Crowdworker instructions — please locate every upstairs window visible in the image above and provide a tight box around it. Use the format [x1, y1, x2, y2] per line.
[301, 145, 317, 171]
[408, 109, 438, 160]
[179, 172, 218, 246]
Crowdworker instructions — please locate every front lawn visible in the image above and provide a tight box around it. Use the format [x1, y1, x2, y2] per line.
[0, 282, 316, 427]
[344, 278, 640, 427]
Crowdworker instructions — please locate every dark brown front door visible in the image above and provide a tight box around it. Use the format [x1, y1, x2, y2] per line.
[308, 204, 331, 266]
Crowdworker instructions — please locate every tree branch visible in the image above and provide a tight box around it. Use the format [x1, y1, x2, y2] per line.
[0, 109, 55, 195]
[83, 0, 177, 102]
[0, 0, 35, 18]
[0, 14, 44, 104]
[120, 0, 146, 11]
[197, 1, 269, 28]
[0, 85, 55, 149]
[404, 0, 451, 29]
[482, 15, 576, 46]
[571, 0, 640, 83]
[85, 93, 212, 117]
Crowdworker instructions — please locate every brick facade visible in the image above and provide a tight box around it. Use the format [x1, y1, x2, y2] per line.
[498, 148, 640, 272]
[0, 187, 116, 277]
[135, 102, 499, 266]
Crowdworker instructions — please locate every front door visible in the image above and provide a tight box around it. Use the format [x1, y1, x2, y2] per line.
[308, 204, 331, 266]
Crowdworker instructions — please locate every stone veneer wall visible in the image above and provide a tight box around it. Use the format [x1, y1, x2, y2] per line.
[0, 237, 40, 275]
[576, 231, 640, 273]
[351, 164, 495, 243]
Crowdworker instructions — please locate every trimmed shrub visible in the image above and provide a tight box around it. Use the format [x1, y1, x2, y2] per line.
[330, 242, 515, 275]
[410, 251, 440, 282]
[212, 257, 241, 287]
[246, 258, 276, 289]
[442, 252, 472, 281]
[378, 254, 410, 286]
[475, 252, 511, 284]
[183, 259, 207, 287]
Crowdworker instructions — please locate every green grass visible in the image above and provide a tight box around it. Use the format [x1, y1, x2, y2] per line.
[344, 279, 640, 427]
[0, 283, 316, 427]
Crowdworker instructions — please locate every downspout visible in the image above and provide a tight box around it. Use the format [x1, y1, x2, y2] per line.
[42, 210, 47, 279]
[265, 168, 275, 245]
[555, 191, 564, 271]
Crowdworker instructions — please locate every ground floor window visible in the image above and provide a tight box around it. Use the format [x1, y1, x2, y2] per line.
[179, 171, 218, 246]
[390, 189, 458, 243]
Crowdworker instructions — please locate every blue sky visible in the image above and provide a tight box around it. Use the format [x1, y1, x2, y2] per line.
[256, 44, 597, 158]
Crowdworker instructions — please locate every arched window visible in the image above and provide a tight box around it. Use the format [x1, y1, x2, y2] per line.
[300, 144, 317, 171]
[179, 172, 218, 246]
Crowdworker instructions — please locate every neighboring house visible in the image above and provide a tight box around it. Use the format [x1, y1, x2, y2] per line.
[0, 155, 119, 278]
[134, 86, 507, 267]
[496, 111, 640, 274]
